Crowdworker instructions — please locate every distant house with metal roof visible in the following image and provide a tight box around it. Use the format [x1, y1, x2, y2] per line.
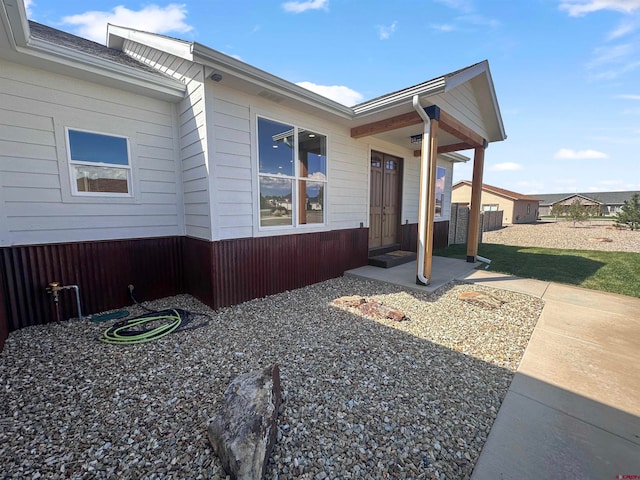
[536, 191, 640, 216]
[452, 181, 540, 224]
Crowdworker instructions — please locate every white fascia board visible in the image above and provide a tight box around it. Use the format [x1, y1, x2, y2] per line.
[192, 42, 354, 119]
[20, 37, 186, 100]
[441, 152, 470, 163]
[2, 0, 30, 47]
[352, 78, 446, 116]
[107, 24, 193, 60]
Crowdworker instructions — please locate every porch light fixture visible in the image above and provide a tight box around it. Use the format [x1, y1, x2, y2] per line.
[210, 72, 223, 82]
[410, 134, 423, 144]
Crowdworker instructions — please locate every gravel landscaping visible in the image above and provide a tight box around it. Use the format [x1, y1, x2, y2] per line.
[483, 220, 640, 252]
[1, 276, 543, 479]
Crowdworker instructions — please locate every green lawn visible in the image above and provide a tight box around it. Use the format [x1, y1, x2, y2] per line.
[434, 243, 640, 298]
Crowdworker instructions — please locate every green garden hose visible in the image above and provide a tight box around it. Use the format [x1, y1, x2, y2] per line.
[100, 308, 189, 345]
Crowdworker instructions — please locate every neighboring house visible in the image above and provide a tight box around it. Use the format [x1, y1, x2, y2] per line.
[537, 191, 640, 216]
[0, 0, 506, 349]
[452, 181, 539, 224]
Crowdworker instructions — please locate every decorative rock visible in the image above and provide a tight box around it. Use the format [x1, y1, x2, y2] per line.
[358, 301, 407, 322]
[208, 364, 282, 480]
[458, 291, 506, 310]
[332, 295, 366, 308]
[333, 296, 407, 321]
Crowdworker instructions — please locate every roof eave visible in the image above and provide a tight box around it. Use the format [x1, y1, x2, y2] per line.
[192, 42, 354, 119]
[352, 78, 446, 117]
[21, 38, 186, 100]
[1, 0, 29, 47]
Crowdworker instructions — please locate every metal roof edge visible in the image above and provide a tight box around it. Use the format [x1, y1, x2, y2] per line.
[2, 0, 30, 48]
[107, 24, 193, 60]
[21, 37, 186, 100]
[441, 152, 470, 163]
[352, 78, 446, 117]
[192, 42, 355, 119]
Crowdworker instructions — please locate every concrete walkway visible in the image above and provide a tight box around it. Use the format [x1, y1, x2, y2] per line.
[461, 270, 640, 479]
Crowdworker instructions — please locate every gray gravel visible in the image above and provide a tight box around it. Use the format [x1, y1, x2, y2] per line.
[1, 277, 543, 479]
[484, 220, 640, 252]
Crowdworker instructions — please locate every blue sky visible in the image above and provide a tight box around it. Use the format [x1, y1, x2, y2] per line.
[24, 0, 640, 195]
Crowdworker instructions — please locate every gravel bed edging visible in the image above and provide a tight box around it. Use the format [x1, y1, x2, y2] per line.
[1, 276, 544, 479]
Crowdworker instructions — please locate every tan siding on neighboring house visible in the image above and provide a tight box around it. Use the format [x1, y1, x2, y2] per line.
[0, 60, 181, 247]
[451, 184, 538, 224]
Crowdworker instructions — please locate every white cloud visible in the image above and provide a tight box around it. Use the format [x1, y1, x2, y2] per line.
[607, 15, 640, 39]
[61, 4, 193, 44]
[435, 0, 474, 13]
[554, 148, 609, 159]
[296, 81, 364, 106]
[615, 94, 640, 100]
[586, 43, 640, 79]
[490, 162, 522, 171]
[377, 21, 398, 40]
[431, 24, 456, 32]
[282, 0, 328, 14]
[24, 0, 34, 16]
[457, 14, 501, 28]
[560, 0, 640, 16]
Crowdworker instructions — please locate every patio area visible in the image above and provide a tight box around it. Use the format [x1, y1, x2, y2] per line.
[345, 255, 482, 293]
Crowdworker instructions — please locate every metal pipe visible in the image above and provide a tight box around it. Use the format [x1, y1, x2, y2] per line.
[47, 282, 83, 320]
[412, 95, 430, 285]
[62, 285, 83, 320]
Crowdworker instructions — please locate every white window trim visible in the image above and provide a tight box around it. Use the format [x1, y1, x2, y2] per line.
[256, 115, 328, 232]
[65, 127, 134, 198]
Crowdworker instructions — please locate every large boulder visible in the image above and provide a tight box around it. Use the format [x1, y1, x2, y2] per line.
[208, 364, 281, 480]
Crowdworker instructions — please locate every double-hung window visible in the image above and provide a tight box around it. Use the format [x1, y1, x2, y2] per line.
[257, 117, 327, 228]
[67, 128, 132, 196]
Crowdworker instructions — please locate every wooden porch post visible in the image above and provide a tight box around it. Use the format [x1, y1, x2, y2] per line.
[423, 117, 439, 282]
[467, 144, 486, 261]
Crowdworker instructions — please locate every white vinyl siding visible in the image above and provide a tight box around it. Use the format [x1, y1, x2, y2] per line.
[428, 82, 488, 142]
[0, 60, 181, 246]
[123, 39, 212, 240]
[206, 83, 369, 240]
[402, 155, 454, 224]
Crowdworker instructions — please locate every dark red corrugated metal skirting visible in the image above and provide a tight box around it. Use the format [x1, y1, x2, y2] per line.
[0, 228, 370, 349]
[0, 237, 183, 333]
[400, 221, 449, 252]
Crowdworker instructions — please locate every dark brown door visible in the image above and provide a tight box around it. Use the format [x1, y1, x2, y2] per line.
[369, 151, 401, 248]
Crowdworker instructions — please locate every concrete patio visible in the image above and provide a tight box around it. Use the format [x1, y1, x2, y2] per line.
[344, 256, 480, 293]
[345, 261, 640, 479]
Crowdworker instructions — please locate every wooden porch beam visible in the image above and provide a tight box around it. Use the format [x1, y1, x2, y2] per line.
[438, 110, 484, 148]
[351, 111, 422, 139]
[413, 142, 474, 156]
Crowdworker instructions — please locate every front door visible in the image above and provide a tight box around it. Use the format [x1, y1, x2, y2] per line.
[369, 151, 401, 249]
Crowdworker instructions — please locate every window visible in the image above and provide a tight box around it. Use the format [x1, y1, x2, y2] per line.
[257, 117, 327, 228]
[527, 204, 531, 214]
[483, 204, 499, 211]
[67, 128, 131, 196]
[434, 166, 446, 218]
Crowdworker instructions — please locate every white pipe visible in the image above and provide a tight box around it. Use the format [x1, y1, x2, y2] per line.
[412, 95, 430, 285]
[476, 255, 492, 269]
[61, 284, 83, 320]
